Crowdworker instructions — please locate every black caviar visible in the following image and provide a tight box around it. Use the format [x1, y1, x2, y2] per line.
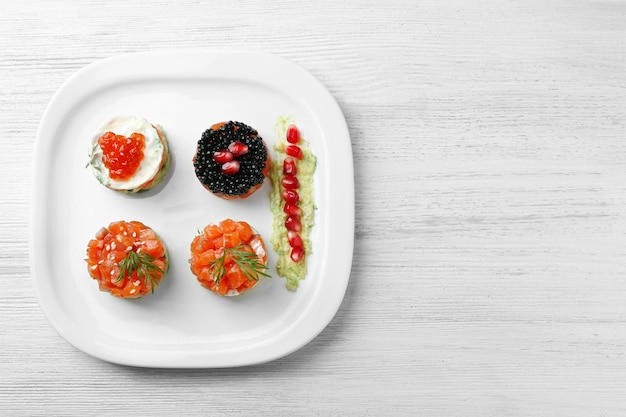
[193, 121, 269, 197]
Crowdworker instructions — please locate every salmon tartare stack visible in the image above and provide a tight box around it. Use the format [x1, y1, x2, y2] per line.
[189, 219, 270, 296]
[85, 221, 168, 298]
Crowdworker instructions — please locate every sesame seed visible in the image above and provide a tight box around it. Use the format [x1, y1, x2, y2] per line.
[111, 242, 116, 250]
[134, 280, 140, 286]
[105, 244, 110, 251]
[130, 289, 136, 294]
[126, 246, 133, 252]
[110, 270, 115, 276]
[132, 232, 137, 237]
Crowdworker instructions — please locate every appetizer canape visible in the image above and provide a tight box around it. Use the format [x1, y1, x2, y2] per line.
[85, 221, 168, 298]
[88, 115, 170, 193]
[189, 219, 269, 296]
[193, 121, 270, 199]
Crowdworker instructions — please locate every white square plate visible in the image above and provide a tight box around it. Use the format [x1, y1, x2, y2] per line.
[30, 51, 354, 368]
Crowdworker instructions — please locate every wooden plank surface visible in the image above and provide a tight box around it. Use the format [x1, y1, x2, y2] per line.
[1, 0, 625, 415]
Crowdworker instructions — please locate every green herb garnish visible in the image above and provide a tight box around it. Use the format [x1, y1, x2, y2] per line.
[116, 250, 163, 293]
[208, 243, 271, 285]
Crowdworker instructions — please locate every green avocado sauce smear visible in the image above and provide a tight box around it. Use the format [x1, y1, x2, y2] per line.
[270, 116, 317, 291]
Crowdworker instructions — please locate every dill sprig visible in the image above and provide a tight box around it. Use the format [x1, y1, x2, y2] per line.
[116, 250, 163, 293]
[208, 243, 271, 285]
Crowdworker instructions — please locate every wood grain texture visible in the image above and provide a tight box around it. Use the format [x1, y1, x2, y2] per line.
[1, 0, 625, 416]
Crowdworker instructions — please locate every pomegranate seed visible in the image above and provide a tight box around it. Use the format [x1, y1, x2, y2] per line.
[290, 247, 304, 262]
[286, 124, 300, 144]
[281, 189, 300, 205]
[284, 203, 302, 217]
[281, 175, 299, 190]
[221, 160, 240, 175]
[213, 150, 233, 164]
[228, 141, 249, 156]
[285, 216, 302, 232]
[285, 145, 303, 159]
[287, 231, 303, 248]
[283, 157, 297, 176]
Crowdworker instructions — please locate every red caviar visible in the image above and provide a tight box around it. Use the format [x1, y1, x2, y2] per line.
[98, 131, 145, 180]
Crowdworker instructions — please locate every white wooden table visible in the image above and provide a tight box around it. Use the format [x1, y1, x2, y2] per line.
[2, 0, 625, 415]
